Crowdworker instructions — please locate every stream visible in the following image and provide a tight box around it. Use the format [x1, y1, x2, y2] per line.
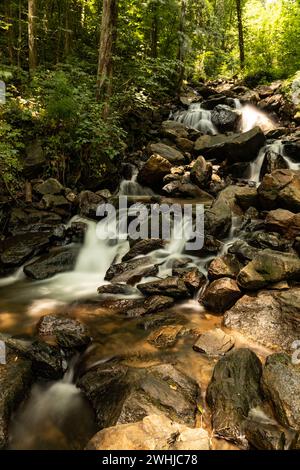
[1, 93, 300, 450]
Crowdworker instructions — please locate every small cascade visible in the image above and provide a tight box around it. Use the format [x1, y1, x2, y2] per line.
[119, 166, 154, 196]
[250, 140, 300, 184]
[8, 359, 96, 450]
[173, 103, 218, 135]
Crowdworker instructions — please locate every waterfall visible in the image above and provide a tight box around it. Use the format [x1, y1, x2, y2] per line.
[249, 140, 300, 184]
[173, 103, 218, 135]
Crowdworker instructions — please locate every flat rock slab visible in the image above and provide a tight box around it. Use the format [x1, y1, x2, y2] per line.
[193, 328, 235, 356]
[86, 414, 210, 450]
[148, 325, 187, 348]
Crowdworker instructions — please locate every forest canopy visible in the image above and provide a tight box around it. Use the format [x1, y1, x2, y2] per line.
[0, 0, 299, 191]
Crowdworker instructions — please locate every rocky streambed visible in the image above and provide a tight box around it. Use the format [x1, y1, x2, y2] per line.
[1, 80, 300, 451]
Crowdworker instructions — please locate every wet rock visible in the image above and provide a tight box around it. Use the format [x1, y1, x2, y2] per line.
[86, 414, 210, 451]
[205, 195, 232, 238]
[224, 288, 300, 351]
[190, 156, 212, 189]
[0, 353, 33, 449]
[237, 249, 300, 290]
[266, 209, 300, 239]
[172, 267, 206, 295]
[34, 178, 64, 196]
[137, 154, 172, 189]
[201, 95, 227, 110]
[78, 190, 105, 219]
[175, 137, 194, 153]
[163, 181, 213, 201]
[5, 337, 64, 380]
[244, 230, 290, 252]
[23, 246, 79, 280]
[97, 284, 138, 296]
[0, 232, 50, 268]
[137, 310, 184, 331]
[258, 169, 300, 211]
[105, 257, 158, 284]
[208, 254, 242, 280]
[23, 140, 45, 177]
[147, 325, 186, 349]
[142, 295, 175, 315]
[195, 127, 265, 163]
[123, 239, 165, 261]
[211, 104, 241, 132]
[206, 348, 263, 448]
[147, 143, 185, 165]
[8, 208, 62, 235]
[202, 278, 242, 313]
[262, 353, 300, 431]
[78, 363, 199, 429]
[193, 328, 234, 356]
[228, 240, 259, 263]
[258, 94, 284, 112]
[235, 187, 258, 210]
[77, 364, 130, 429]
[37, 314, 91, 349]
[244, 410, 298, 450]
[161, 121, 188, 140]
[40, 194, 70, 211]
[137, 276, 191, 299]
[260, 149, 288, 179]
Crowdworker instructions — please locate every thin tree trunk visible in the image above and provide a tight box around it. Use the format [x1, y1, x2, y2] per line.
[178, 0, 187, 90]
[150, 0, 159, 58]
[236, 0, 245, 70]
[28, 0, 37, 73]
[17, 0, 22, 68]
[5, 0, 14, 65]
[96, 0, 118, 109]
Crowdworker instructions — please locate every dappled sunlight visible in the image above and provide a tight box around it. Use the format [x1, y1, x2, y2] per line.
[240, 104, 276, 133]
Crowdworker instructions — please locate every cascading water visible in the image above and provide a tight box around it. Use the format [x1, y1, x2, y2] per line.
[173, 103, 218, 135]
[8, 359, 96, 450]
[249, 140, 300, 184]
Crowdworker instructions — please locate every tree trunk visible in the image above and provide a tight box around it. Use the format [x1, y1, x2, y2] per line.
[96, 0, 118, 109]
[17, 0, 22, 68]
[178, 0, 187, 90]
[28, 0, 37, 73]
[150, 1, 159, 58]
[236, 0, 245, 70]
[5, 0, 14, 65]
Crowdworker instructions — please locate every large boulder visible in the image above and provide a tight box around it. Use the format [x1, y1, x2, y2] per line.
[204, 194, 232, 239]
[265, 209, 300, 239]
[23, 246, 79, 280]
[224, 288, 300, 352]
[0, 352, 33, 449]
[34, 178, 64, 196]
[258, 169, 300, 211]
[86, 414, 210, 451]
[137, 155, 172, 189]
[161, 121, 189, 140]
[260, 149, 288, 179]
[0, 233, 50, 269]
[8, 208, 62, 235]
[137, 276, 191, 299]
[237, 249, 300, 290]
[211, 104, 241, 132]
[4, 337, 64, 380]
[37, 314, 91, 349]
[201, 278, 242, 313]
[208, 254, 242, 280]
[105, 257, 158, 285]
[77, 363, 200, 429]
[147, 143, 185, 164]
[262, 353, 300, 431]
[194, 127, 265, 163]
[206, 348, 263, 448]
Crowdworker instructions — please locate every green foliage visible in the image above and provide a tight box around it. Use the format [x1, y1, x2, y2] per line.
[0, 118, 23, 189]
